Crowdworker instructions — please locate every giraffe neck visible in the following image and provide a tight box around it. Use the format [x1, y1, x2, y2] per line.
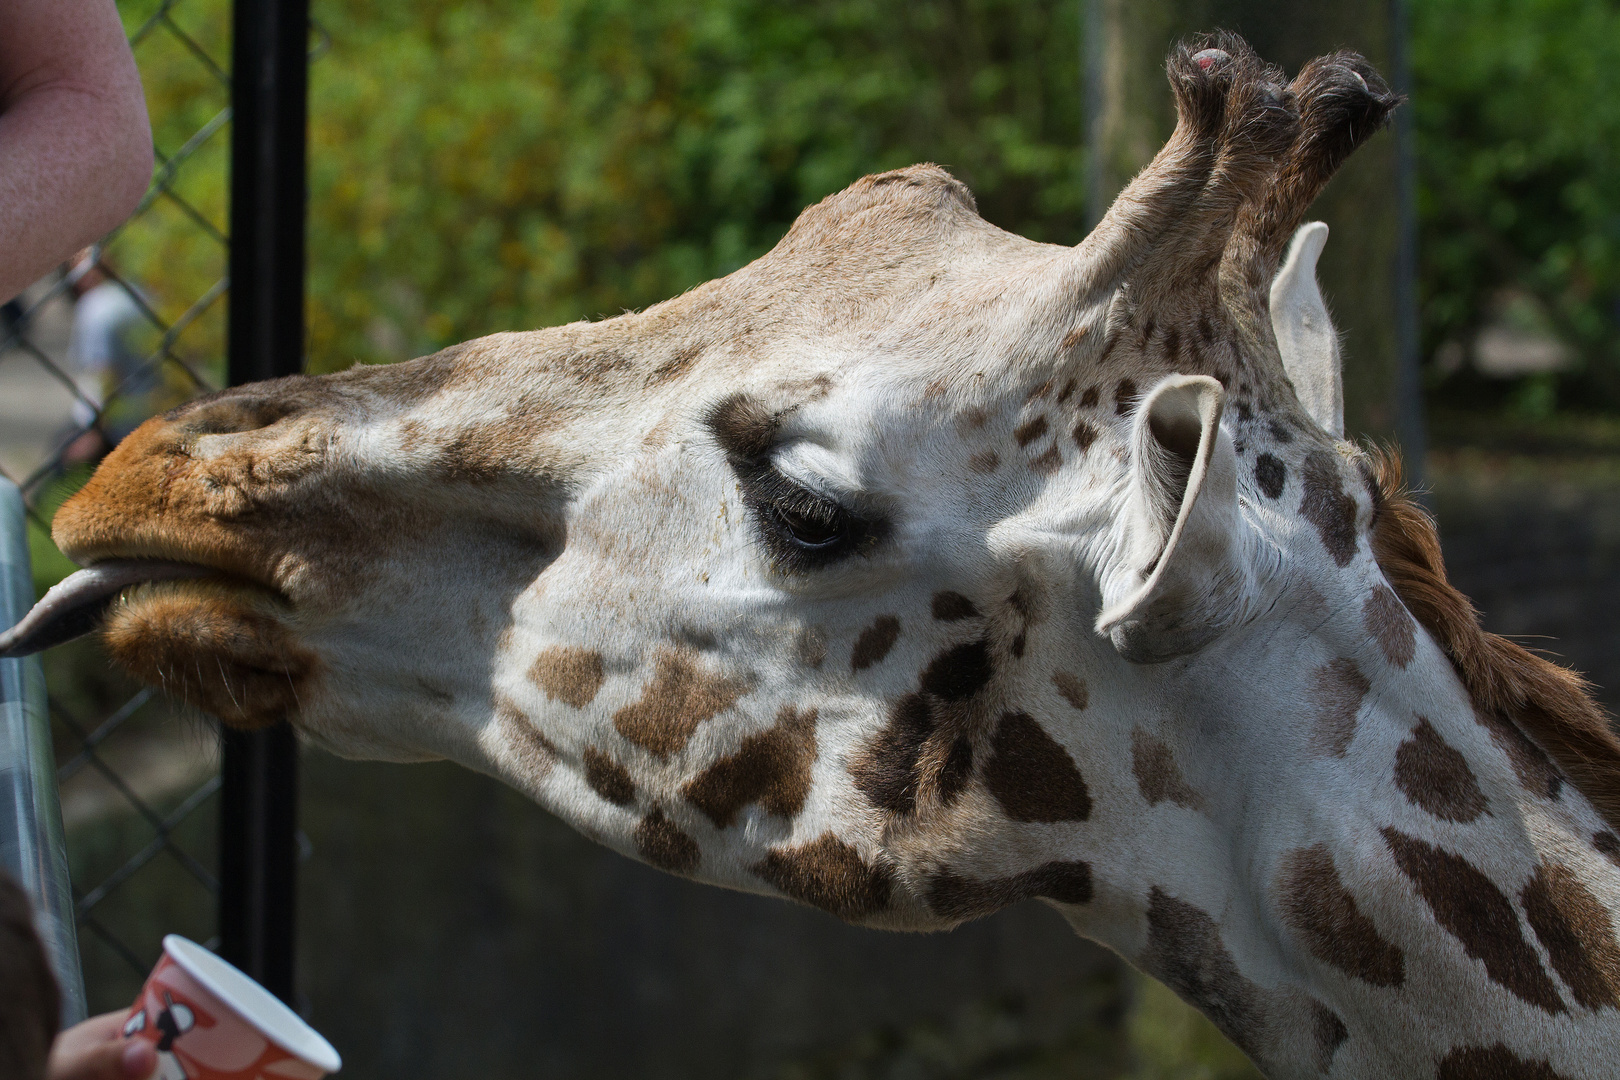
[1060, 609, 1620, 1078]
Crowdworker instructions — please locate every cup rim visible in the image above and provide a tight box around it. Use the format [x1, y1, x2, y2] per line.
[159, 935, 341, 1072]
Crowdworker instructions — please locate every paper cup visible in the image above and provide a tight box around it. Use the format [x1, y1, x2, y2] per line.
[122, 935, 341, 1080]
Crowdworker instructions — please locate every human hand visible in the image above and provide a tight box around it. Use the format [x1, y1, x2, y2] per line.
[46, 1011, 156, 1080]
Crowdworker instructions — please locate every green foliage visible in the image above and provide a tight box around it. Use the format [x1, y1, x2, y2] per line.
[1121, 976, 1262, 1080]
[303, 0, 1084, 371]
[117, 0, 1620, 408]
[27, 467, 91, 599]
[112, 0, 232, 389]
[1411, 0, 1620, 406]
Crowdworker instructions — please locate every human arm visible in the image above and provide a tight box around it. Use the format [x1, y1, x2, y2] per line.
[0, 0, 153, 303]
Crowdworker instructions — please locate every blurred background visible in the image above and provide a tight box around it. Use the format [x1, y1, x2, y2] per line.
[3, 0, 1619, 1077]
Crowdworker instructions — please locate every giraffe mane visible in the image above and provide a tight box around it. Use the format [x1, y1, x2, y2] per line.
[1368, 446, 1620, 833]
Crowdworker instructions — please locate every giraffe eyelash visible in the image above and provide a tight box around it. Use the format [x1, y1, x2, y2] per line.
[734, 461, 887, 574]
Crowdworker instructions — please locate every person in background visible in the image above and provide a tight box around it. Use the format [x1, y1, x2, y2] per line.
[0, 0, 153, 305]
[1, 872, 155, 1080]
[62, 249, 150, 462]
[1, 869, 60, 1080]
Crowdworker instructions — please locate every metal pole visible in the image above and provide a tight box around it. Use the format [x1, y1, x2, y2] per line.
[223, 0, 307, 1005]
[0, 479, 87, 1027]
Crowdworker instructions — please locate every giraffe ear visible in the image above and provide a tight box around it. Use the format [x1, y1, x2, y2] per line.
[1270, 221, 1343, 437]
[1095, 375, 1253, 662]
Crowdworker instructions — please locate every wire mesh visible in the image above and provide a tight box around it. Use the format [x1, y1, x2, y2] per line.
[0, 0, 237, 1014]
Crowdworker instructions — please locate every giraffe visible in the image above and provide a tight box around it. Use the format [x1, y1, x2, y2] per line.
[4, 33, 1620, 1078]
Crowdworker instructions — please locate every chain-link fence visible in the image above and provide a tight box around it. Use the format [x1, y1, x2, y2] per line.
[0, 0, 239, 1016]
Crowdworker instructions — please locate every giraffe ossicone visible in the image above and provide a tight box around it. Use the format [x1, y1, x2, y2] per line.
[6, 32, 1620, 1079]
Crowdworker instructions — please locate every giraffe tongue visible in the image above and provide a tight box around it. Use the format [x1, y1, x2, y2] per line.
[0, 561, 215, 659]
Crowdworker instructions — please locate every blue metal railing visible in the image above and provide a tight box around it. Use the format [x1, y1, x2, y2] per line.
[0, 476, 86, 1025]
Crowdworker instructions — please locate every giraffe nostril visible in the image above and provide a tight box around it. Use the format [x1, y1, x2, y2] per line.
[170, 394, 300, 437]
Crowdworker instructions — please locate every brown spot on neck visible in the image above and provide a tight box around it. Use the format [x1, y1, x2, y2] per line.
[1131, 730, 1203, 810]
[918, 639, 994, 700]
[682, 706, 817, 828]
[752, 833, 893, 921]
[582, 747, 636, 806]
[931, 591, 979, 622]
[1051, 671, 1088, 710]
[1436, 1044, 1569, 1080]
[1394, 718, 1488, 823]
[1363, 584, 1416, 668]
[635, 808, 700, 874]
[849, 682, 979, 817]
[1300, 450, 1358, 567]
[926, 861, 1092, 922]
[1254, 452, 1286, 500]
[494, 697, 558, 778]
[1475, 709, 1563, 801]
[1521, 861, 1620, 1011]
[1277, 844, 1405, 987]
[983, 711, 1090, 822]
[528, 645, 606, 709]
[1382, 827, 1565, 1013]
[613, 648, 750, 759]
[1307, 659, 1369, 757]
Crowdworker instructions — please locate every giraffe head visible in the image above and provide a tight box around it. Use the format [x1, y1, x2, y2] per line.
[10, 35, 1620, 1077]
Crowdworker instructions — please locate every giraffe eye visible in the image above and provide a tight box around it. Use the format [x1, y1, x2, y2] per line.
[738, 465, 886, 573]
[768, 500, 848, 550]
[710, 399, 889, 573]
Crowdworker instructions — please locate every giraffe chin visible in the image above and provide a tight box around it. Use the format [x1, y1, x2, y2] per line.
[99, 580, 317, 730]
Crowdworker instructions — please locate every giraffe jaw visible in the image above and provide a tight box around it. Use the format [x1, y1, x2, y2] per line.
[97, 576, 315, 730]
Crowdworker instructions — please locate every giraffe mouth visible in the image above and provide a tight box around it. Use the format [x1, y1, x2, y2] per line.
[1, 559, 314, 728]
[0, 559, 237, 658]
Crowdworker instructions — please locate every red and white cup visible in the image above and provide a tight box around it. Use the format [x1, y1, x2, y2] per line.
[122, 935, 341, 1080]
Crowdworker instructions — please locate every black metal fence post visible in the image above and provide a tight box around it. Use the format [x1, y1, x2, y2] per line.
[222, 0, 308, 1005]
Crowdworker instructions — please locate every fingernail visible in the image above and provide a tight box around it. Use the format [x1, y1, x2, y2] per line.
[121, 1039, 156, 1076]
